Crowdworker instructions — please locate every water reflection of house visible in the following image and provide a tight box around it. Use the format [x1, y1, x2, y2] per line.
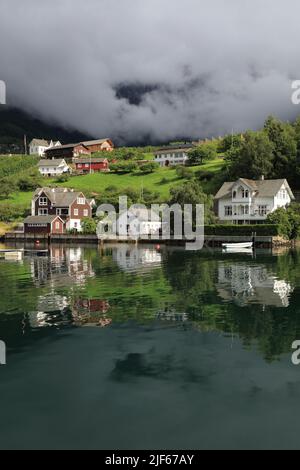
[217, 263, 294, 307]
[28, 293, 71, 328]
[157, 310, 189, 322]
[30, 246, 94, 286]
[113, 246, 162, 272]
[72, 299, 111, 327]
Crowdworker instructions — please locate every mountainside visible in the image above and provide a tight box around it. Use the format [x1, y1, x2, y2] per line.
[0, 106, 92, 153]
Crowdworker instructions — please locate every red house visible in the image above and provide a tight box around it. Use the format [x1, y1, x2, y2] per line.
[75, 158, 110, 174]
[23, 215, 65, 235]
[81, 139, 114, 153]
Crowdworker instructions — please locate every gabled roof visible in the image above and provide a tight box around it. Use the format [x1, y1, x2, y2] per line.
[81, 139, 112, 146]
[38, 159, 67, 167]
[30, 139, 49, 147]
[215, 178, 295, 200]
[24, 215, 63, 224]
[45, 143, 89, 151]
[34, 187, 86, 207]
[155, 144, 194, 154]
[74, 157, 108, 164]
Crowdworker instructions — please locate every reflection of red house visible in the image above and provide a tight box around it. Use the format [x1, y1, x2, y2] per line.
[75, 299, 110, 313]
[75, 158, 110, 174]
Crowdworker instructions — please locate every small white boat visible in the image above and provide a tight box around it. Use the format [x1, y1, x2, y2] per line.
[222, 242, 253, 250]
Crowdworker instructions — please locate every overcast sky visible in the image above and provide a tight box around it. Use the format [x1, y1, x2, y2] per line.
[1, 0, 300, 143]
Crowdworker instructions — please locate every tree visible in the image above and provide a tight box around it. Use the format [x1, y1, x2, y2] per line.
[169, 180, 216, 224]
[176, 165, 194, 179]
[188, 143, 217, 166]
[81, 217, 97, 235]
[226, 131, 274, 180]
[139, 162, 159, 174]
[264, 116, 297, 181]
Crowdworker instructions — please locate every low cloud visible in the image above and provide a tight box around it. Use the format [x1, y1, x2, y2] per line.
[1, 0, 300, 143]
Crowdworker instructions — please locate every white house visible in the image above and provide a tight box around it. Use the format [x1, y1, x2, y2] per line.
[217, 262, 293, 307]
[98, 207, 162, 239]
[154, 145, 193, 167]
[115, 208, 162, 238]
[214, 177, 295, 224]
[38, 159, 71, 177]
[29, 139, 61, 157]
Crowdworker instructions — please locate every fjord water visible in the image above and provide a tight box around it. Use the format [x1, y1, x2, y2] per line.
[1, 243, 300, 450]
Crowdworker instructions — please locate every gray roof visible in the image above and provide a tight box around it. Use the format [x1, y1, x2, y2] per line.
[81, 139, 112, 146]
[30, 139, 49, 146]
[215, 178, 295, 200]
[74, 157, 108, 164]
[45, 143, 89, 151]
[24, 215, 61, 224]
[155, 145, 194, 154]
[34, 187, 85, 207]
[38, 159, 67, 167]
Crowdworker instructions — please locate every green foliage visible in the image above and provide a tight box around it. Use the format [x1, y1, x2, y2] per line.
[218, 134, 243, 153]
[17, 169, 43, 191]
[55, 174, 70, 183]
[138, 162, 159, 174]
[81, 217, 97, 235]
[205, 224, 280, 236]
[264, 116, 297, 181]
[169, 180, 216, 224]
[226, 130, 274, 179]
[188, 143, 217, 166]
[0, 156, 38, 178]
[267, 204, 300, 239]
[110, 161, 138, 174]
[0, 203, 29, 222]
[176, 165, 194, 179]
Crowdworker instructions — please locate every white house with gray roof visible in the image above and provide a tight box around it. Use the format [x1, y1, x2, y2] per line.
[38, 159, 71, 177]
[214, 177, 295, 224]
[29, 139, 61, 157]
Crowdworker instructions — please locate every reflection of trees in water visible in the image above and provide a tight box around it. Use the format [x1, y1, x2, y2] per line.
[163, 250, 300, 361]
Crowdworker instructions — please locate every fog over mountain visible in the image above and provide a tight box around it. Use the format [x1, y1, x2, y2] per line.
[1, 0, 300, 144]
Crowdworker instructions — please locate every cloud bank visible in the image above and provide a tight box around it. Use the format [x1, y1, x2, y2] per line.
[1, 0, 300, 143]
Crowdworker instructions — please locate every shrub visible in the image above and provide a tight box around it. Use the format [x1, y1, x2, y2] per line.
[176, 165, 194, 179]
[81, 217, 97, 235]
[110, 161, 138, 174]
[0, 203, 29, 222]
[205, 224, 280, 237]
[139, 162, 159, 174]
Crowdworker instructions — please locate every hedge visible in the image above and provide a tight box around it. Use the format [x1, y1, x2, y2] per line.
[204, 224, 280, 236]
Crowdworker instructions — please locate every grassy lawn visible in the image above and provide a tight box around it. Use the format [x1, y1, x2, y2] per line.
[58, 158, 225, 200]
[0, 158, 225, 222]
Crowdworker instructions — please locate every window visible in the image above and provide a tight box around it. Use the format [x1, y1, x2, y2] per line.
[233, 191, 237, 199]
[85, 164, 89, 168]
[77, 197, 85, 205]
[78, 164, 82, 168]
[39, 197, 48, 206]
[225, 206, 232, 216]
[259, 205, 268, 216]
[38, 209, 48, 216]
[242, 189, 249, 198]
[55, 222, 60, 229]
[84, 209, 88, 217]
[74, 209, 79, 216]
[279, 189, 287, 199]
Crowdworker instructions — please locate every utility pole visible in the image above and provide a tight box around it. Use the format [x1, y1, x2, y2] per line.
[24, 135, 27, 155]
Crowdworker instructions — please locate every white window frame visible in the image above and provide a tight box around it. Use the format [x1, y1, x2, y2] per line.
[39, 197, 48, 206]
[74, 209, 79, 216]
